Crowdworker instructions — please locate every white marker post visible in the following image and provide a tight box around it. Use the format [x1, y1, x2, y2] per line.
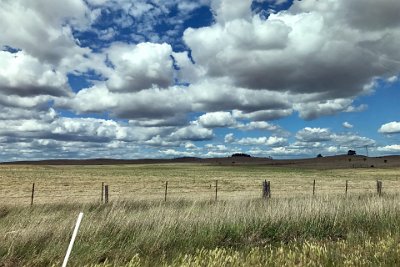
[62, 212, 84, 267]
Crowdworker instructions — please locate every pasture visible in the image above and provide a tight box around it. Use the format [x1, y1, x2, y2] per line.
[1, 163, 400, 266]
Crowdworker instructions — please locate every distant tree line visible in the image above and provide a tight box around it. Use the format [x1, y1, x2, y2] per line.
[231, 153, 251, 158]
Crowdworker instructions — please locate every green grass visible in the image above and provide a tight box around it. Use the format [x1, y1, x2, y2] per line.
[2, 195, 400, 266]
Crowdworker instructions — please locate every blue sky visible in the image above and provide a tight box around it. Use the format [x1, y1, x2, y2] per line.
[0, 0, 400, 161]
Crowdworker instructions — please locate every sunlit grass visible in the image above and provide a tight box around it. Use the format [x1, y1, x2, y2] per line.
[1, 164, 400, 205]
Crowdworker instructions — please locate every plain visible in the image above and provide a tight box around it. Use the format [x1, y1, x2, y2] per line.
[1, 163, 400, 266]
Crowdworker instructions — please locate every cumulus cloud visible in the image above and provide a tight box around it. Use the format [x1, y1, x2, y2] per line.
[377, 144, 400, 153]
[224, 133, 235, 143]
[179, 0, 400, 120]
[331, 133, 375, 148]
[0, 51, 71, 97]
[296, 127, 332, 142]
[0, 0, 91, 64]
[169, 123, 214, 141]
[342, 122, 354, 129]
[1, 0, 399, 161]
[236, 121, 279, 131]
[236, 136, 287, 147]
[198, 112, 236, 128]
[56, 85, 191, 122]
[296, 127, 375, 148]
[211, 0, 252, 23]
[378, 122, 400, 134]
[106, 43, 174, 92]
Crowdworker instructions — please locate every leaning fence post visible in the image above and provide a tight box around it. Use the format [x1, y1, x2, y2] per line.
[313, 179, 316, 196]
[62, 212, 84, 267]
[345, 180, 348, 196]
[31, 183, 35, 206]
[164, 181, 168, 202]
[104, 185, 109, 203]
[215, 180, 218, 201]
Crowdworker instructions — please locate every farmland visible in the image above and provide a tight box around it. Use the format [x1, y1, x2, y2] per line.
[1, 163, 400, 266]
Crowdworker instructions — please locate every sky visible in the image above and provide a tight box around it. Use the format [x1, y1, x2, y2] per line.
[0, 0, 400, 161]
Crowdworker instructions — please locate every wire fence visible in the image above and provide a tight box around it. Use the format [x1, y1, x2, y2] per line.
[1, 178, 397, 206]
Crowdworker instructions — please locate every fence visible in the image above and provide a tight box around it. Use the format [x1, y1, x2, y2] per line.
[0, 178, 395, 206]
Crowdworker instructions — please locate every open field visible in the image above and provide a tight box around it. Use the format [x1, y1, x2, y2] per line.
[1, 163, 400, 266]
[1, 162, 400, 205]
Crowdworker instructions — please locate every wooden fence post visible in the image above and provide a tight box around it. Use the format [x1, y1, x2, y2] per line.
[262, 180, 267, 199]
[262, 180, 271, 199]
[104, 185, 109, 203]
[215, 180, 218, 201]
[101, 182, 104, 203]
[376, 180, 382, 197]
[31, 183, 35, 206]
[313, 180, 316, 196]
[165, 181, 168, 202]
[345, 180, 348, 196]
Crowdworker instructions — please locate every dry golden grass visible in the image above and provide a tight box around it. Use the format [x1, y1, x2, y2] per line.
[1, 163, 400, 205]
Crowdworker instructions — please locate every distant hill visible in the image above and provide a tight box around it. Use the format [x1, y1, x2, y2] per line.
[2, 155, 400, 169]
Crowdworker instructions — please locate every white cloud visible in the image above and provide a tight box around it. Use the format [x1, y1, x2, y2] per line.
[343, 122, 353, 129]
[205, 144, 228, 151]
[161, 149, 197, 158]
[169, 123, 214, 141]
[0, 51, 71, 97]
[224, 133, 235, 143]
[106, 42, 174, 92]
[296, 127, 332, 142]
[198, 112, 236, 128]
[56, 85, 191, 121]
[0, 0, 91, 64]
[236, 136, 287, 147]
[1, 0, 399, 161]
[211, 0, 252, 24]
[331, 133, 375, 148]
[379, 122, 400, 134]
[387, 76, 398, 83]
[181, 0, 400, 120]
[377, 144, 400, 152]
[236, 121, 279, 131]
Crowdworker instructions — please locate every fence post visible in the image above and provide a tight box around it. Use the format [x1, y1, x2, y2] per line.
[313, 180, 316, 196]
[345, 180, 348, 196]
[101, 182, 104, 203]
[165, 181, 168, 202]
[262, 180, 267, 199]
[262, 180, 271, 199]
[376, 180, 382, 197]
[104, 185, 109, 203]
[31, 183, 35, 206]
[215, 180, 218, 201]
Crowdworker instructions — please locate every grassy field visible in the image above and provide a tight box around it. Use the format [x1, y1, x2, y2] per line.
[1, 163, 400, 204]
[1, 164, 400, 266]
